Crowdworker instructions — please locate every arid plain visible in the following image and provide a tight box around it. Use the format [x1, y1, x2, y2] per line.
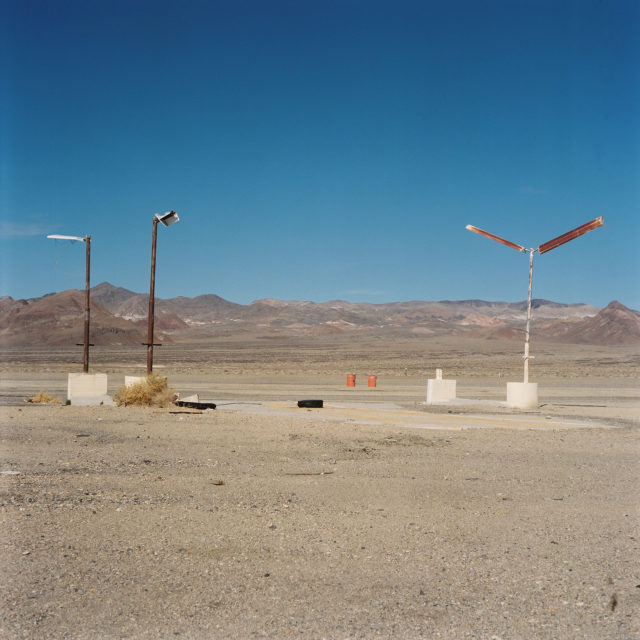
[1, 336, 639, 639]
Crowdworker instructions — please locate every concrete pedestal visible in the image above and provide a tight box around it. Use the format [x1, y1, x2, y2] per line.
[506, 382, 538, 409]
[426, 369, 457, 404]
[67, 373, 112, 405]
[125, 376, 145, 387]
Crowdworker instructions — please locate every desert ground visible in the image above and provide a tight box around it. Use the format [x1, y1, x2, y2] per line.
[1, 337, 639, 639]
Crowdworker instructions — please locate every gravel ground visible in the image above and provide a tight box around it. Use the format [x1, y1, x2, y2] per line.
[1, 399, 639, 639]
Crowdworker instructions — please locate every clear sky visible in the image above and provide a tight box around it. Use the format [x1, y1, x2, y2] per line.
[2, 0, 639, 309]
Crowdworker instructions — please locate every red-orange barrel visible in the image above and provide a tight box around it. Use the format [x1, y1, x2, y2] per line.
[368, 375, 377, 388]
[346, 374, 356, 387]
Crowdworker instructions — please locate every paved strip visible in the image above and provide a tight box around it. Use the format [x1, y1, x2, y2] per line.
[217, 401, 613, 431]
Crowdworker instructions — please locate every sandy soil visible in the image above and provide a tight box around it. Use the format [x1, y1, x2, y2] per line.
[1, 339, 639, 639]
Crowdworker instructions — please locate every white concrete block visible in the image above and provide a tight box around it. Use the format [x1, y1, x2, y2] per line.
[125, 376, 145, 388]
[68, 373, 108, 401]
[426, 378, 457, 404]
[506, 382, 539, 409]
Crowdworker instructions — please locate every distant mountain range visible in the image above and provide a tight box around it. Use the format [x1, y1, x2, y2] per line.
[1, 282, 639, 346]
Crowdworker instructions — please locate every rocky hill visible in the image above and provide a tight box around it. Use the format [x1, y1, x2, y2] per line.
[1, 282, 638, 346]
[0, 290, 147, 347]
[536, 301, 640, 345]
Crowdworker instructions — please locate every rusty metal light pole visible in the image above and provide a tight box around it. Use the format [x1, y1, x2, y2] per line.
[46, 234, 92, 373]
[83, 235, 91, 372]
[466, 216, 603, 383]
[145, 211, 179, 374]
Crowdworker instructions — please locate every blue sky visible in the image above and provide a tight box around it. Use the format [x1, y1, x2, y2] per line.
[2, 0, 639, 309]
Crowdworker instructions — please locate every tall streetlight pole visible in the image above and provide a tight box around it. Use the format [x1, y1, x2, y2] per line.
[83, 235, 91, 372]
[466, 216, 603, 384]
[46, 234, 92, 373]
[145, 211, 179, 374]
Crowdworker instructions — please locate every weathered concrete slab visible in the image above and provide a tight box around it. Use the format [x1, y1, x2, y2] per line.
[216, 400, 617, 431]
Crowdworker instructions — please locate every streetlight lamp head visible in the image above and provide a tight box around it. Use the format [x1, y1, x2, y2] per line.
[155, 211, 180, 227]
[47, 234, 87, 242]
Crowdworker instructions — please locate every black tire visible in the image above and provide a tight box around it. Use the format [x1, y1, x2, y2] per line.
[297, 399, 323, 408]
[175, 400, 216, 409]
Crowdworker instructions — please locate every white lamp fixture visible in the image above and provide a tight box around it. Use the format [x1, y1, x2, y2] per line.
[155, 210, 180, 227]
[46, 234, 86, 242]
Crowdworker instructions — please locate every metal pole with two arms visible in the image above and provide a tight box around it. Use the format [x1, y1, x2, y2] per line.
[465, 216, 604, 384]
